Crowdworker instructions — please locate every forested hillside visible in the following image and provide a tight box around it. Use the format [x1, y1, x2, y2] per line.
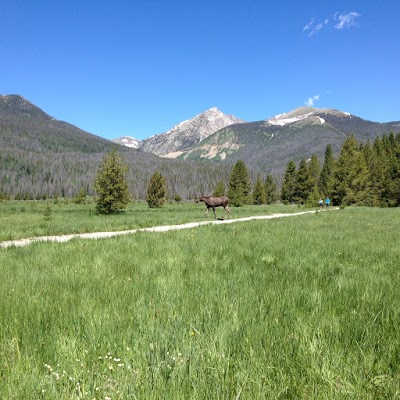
[0, 95, 117, 153]
[0, 145, 239, 200]
[0, 95, 238, 199]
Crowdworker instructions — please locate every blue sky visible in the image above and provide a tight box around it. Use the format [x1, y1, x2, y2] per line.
[1, 1, 399, 140]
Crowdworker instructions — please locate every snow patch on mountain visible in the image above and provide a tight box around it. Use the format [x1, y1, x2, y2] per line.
[265, 107, 352, 127]
[267, 112, 314, 126]
[111, 136, 141, 149]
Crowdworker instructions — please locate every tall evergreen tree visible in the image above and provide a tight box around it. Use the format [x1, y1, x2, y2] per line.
[293, 159, 314, 204]
[383, 133, 400, 206]
[146, 171, 167, 208]
[228, 160, 251, 207]
[390, 133, 400, 206]
[281, 160, 296, 204]
[370, 137, 386, 205]
[319, 144, 335, 197]
[94, 149, 130, 214]
[332, 135, 370, 206]
[252, 176, 267, 205]
[362, 140, 374, 170]
[265, 174, 278, 204]
[363, 140, 380, 206]
[213, 180, 226, 197]
[308, 154, 321, 183]
[353, 150, 372, 205]
[307, 154, 322, 206]
[332, 136, 356, 206]
[306, 185, 322, 208]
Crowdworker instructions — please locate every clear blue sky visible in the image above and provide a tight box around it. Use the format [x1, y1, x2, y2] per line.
[1, 0, 399, 140]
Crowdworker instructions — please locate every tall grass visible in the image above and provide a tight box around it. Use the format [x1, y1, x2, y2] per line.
[1, 207, 399, 398]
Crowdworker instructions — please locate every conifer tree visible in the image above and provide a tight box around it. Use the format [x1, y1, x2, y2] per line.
[213, 180, 226, 197]
[363, 140, 380, 206]
[308, 154, 321, 184]
[382, 133, 400, 206]
[362, 140, 374, 170]
[264, 174, 278, 204]
[389, 133, 400, 206]
[252, 176, 267, 205]
[281, 160, 296, 204]
[94, 149, 130, 214]
[319, 144, 335, 197]
[332, 136, 356, 206]
[306, 185, 322, 208]
[353, 151, 372, 205]
[371, 136, 390, 206]
[293, 159, 314, 204]
[228, 160, 251, 206]
[332, 135, 370, 206]
[146, 171, 167, 208]
[307, 154, 322, 206]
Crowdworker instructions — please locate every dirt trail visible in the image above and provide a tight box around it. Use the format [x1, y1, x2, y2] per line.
[0, 210, 322, 249]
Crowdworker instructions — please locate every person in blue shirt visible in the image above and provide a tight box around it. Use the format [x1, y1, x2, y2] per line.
[325, 197, 331, 207]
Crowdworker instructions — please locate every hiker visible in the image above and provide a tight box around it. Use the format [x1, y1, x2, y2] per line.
[319, 199, 323, 209]
[325, 197, 331, 208]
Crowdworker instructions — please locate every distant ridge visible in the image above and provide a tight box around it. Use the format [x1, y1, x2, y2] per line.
[0, 94, 120, 153]
[1, 94, 399, 199]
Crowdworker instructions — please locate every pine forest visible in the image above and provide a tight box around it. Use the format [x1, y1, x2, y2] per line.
[1, 132, 399, 208]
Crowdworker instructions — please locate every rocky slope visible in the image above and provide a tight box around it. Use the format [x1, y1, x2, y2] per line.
[134, 107, 245, 157]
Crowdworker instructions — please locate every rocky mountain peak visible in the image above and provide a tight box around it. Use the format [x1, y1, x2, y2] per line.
[138, 107, 245, 157]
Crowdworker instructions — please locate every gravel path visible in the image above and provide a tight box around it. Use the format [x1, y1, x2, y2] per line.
[0, 210, 320, 249]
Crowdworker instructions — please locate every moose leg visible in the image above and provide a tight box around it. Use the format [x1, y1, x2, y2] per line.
[205, 206, 209, 218]
[212, 207, 217, 219]
[224, 206, 230, 219]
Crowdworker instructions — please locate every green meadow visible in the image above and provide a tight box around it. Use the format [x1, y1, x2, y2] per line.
[0, 200, 293, 242]
[1, 204, 399, 399]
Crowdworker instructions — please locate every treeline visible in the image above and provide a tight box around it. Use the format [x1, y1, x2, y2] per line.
[0, 148, 237, 201]
[1, 132, 399, 208]
[280, 132, 400, 207]
[209, 132, 400, 208]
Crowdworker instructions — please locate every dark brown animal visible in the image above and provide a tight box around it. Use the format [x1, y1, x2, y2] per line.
[198, 194, 230, 219]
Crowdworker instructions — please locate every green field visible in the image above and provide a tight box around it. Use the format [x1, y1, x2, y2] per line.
[0, 200, 295, 242]
[1, 204, 399, 399]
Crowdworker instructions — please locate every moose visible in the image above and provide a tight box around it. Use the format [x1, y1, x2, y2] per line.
[197, 194, 230, 220]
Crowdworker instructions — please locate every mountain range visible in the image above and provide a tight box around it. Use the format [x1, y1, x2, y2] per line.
[113, 106, 400, 173]
[1, 94, 399, 199]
